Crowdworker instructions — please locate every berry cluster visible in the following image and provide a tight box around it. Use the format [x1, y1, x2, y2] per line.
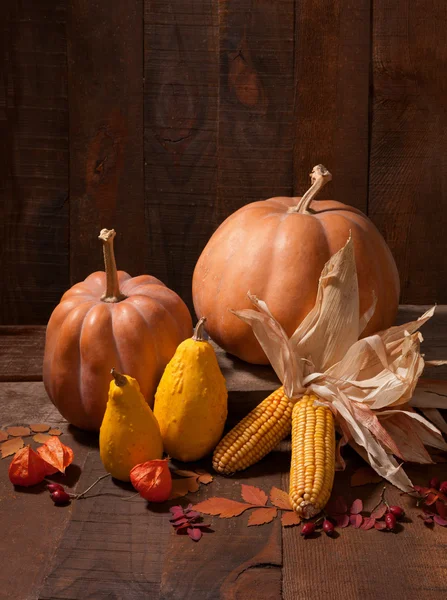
[47, 483, 71, 505]
[299, 488, 407, 538]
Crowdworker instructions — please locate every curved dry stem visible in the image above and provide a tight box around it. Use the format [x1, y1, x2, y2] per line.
[98, 228, 127, 302]
[111, 368, 127, 387]
[192, 317, 207, 341]
[288, 165, 332, 214]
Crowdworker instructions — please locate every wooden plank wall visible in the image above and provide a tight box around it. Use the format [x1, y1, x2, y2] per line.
[1, 0, 446, 325]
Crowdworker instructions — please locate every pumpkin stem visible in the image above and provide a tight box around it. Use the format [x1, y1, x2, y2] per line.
[98, 229, 127, 303]
[192, 317, 207, 341]
[111, 368, 127, 387]
[288, 165, 332, 214]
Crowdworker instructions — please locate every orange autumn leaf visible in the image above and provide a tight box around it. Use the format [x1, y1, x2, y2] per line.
[29, 423, 50, 433]
[351, 467, 383, 487]
[9, 446, 48, 487]
[247, 507, 277, 527]
[169, 477, 200, 499]
[33, 433, 52, 444]
[281, 511, 301, 527]
[37, 436, 74, 474]
[0, 431, 8, 442]
[197, 473, 213, 485]
[1, 437, 24, 458]
[195, 498, 254, 518]
[6, 426, 31, 437]
[270, 487, 292, 510]
[241, 484, 267, 506]
[48, 428, 63, 436]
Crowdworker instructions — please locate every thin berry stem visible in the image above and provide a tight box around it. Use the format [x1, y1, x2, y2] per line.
[74, 473, 111, 500]
[371, 486, 387, 514]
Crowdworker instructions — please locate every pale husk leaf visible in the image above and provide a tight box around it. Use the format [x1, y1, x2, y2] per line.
[290, 236, 364, 373]
[232, 235, 447, 491]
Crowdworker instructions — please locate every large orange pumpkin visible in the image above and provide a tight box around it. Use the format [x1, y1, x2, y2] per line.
[43, 229, 192, 431]
[192, 165, 400, 364]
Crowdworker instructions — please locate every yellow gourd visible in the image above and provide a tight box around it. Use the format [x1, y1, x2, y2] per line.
[154, 317, 228, 462]
[99, 369, 163, 481]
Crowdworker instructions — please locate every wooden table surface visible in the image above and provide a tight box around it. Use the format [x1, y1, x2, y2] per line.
[1, 307, 447, 600]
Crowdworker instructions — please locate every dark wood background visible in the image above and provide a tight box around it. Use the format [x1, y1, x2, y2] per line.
[1, 0, 446, 325]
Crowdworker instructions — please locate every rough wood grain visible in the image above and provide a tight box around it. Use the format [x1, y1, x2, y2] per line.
[144, 0, 218, 310]
[2, 305, 445, 383]
[0, 326, 45, 381]
[159, 454, 285, 600]
[368, 0, 447, 303]
[0, 382, 90, 600]
[293, 0, 371, 210]
[217, 0, 295, 220]
[281, 450, 447, 600]
[40, 450, 168, 600]
[0, 0, 69, 324]
[68, 0, 145, 285]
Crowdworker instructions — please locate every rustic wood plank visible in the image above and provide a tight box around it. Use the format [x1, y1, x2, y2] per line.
[282, 450, 447, 600]
[2, 306, 445, 384]
[293, 0, 371, 210]
[0, 382, 91, 600]
[68, 0, 145, 285]
[40, 451, 167, 600]
[0, 0, 69, 324]
[159, 455, 285, 600]
[144, 0, 218, 311]
[0, 326, 45, 381]
[368, 0, 447, 303]
[40, 446, 286, 600]
[217, 0, 295, 219]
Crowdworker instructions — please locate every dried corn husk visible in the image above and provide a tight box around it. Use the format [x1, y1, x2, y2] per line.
[233, 237, 447, 492]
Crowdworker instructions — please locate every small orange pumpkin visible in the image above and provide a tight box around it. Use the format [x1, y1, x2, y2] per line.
[43, 229, 192, 431]
[193, 165, 400, 364]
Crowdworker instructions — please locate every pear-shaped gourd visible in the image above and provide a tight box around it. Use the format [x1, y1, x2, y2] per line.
[154, 318, 228, 462]
[100, 369, 163, 481]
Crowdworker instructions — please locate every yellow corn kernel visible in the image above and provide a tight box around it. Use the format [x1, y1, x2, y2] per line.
[212, 387, 294, 474]
[289, 395, 335, 518]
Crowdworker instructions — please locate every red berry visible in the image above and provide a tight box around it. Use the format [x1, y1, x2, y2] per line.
[322, 519, 335, 536]
[439, 481, 447, 495]
[301, 523, 316, 537]
[429, 477, 440, 490]
[389, 506, 405, 520]
[47, 483, 65, 493]
[384, 513, 396, 531]
[50, 489, 71, 505]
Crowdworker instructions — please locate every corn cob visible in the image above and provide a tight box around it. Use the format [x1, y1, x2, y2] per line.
[212, 387, 294, 474]
[289, 395, 335, 518]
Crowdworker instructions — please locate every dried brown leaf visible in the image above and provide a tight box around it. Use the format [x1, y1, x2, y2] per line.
[6, 426, 31, 437]
[169, 477, 200, 499]
[198, 473, 213, 485]
[241, 484, 267, 506]
[270, 487, 292, 510]
[351, 467, 383, 487]
[33, 433, 52, 443]
[48, 428, 62, 436]
[1, 437, 24, 458]
[0, 431, 8, 442]
[195, 498, 253, 518]
[29, 424, 50, 433]
[247, 507, 277, 527]
[281, 511, 301, 527]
